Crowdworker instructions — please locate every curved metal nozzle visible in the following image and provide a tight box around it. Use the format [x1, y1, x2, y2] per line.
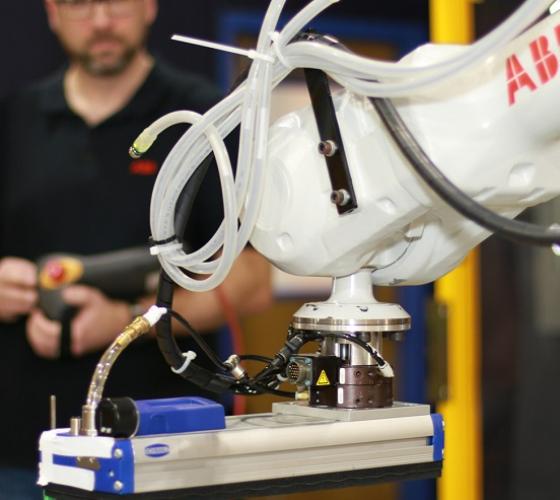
[80, 316, 152, 436]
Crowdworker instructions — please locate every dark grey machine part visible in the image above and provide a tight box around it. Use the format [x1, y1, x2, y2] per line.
[337, 365, 393, 409]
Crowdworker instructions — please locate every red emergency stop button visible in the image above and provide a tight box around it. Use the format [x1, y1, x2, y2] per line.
[45, 261, 66, 283]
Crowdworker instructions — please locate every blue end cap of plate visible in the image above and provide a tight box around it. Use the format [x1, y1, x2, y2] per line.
[94, 439, 134, 494]
[430, 413, 444, 462]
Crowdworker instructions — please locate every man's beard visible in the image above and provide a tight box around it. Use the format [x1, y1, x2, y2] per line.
[68, 34, 140, 77]
[78, 47, 137, 76]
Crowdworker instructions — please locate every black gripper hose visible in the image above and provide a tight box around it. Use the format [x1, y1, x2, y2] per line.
[174, 153, 214, 248]
[168, 310, 225, 371]
[155, 270, 233, 394]
[239, 354, 274, 363]
[155, 270, 183, 370]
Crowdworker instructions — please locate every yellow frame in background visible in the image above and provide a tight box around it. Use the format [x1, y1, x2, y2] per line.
[429, 1, 482, 500]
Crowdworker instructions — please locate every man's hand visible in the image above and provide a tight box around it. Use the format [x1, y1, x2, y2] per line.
[26, 309, 61, 359]
[25, 285, 131, 359]
[0, 257, 38, 322]
[62, 285, 130, 357]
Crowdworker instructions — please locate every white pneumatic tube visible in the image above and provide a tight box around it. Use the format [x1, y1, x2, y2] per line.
[148, 0, 553, 292]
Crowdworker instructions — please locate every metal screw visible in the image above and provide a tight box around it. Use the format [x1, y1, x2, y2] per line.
[318, 140, 338, 157]
[393, 332, 404, 342]
[330, 189, 350, 206]
[113, 481, 124, 492]
[113, 449, 123, 459]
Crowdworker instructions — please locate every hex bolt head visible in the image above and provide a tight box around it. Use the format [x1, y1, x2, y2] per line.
[318, 140, 338, 157]
[330, 189, 351, 206]
[113, 481, 124, 492]
[113, 448, 123, 459]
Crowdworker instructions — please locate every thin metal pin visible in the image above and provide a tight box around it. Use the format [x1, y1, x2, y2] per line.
[50, 395, 57, 430]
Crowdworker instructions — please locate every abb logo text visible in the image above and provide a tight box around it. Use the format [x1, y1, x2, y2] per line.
[507, 24, 560, 106]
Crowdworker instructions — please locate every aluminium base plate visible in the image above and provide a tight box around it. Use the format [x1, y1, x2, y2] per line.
[41, 404, 443, 498]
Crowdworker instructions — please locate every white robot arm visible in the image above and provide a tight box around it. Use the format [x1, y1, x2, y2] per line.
[252, 13, 560, 285]
[141, 0, 560, 293]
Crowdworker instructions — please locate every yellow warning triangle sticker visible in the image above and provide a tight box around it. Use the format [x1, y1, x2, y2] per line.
[316, 370, 330, 386]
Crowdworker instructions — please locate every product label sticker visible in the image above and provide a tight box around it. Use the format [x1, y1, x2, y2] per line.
[144, 443, 170, 458]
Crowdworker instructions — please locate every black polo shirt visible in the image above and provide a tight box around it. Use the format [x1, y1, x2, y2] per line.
[0, 60, 225, 467]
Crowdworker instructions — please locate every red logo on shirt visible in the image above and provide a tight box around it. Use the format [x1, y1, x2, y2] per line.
[129, 159, 158, 176]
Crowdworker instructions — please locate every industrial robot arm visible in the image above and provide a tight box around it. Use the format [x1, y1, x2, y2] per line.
[140, 1, 560, 405]
[143, 0, 560, 293]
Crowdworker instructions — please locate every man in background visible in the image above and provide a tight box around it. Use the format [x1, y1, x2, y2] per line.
[0, 0, 271, 497]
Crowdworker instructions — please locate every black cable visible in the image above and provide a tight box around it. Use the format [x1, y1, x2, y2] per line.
[168, 309, 225, 371]
[162, 309, 292, 394]
[173, 153, 214, 249]
[261, 376, 295, 398]
[156, 275, 296, 398]
[157, 287, 299, 397]
[252, 365, 282, 385]
[258, 387, 296, 398]
[155, 271, 234, 394]
[232, 378, 295, 398]
[155, 271, 184, 370]
[239, 354, 274, 363]
[313, 331, 388, 368]
[370, 96, 560, 246]
[248, 334, 306, 383]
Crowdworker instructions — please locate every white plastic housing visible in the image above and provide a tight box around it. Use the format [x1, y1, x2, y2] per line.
[251, 15, 560, 285]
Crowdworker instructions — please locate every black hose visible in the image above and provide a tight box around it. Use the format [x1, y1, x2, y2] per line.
[371, 96, 560, 246]
[319, 332, 387, 367]
[168, 309, 225, 371]
[239, 354, 274, 363]
[232, 378, 295, 398]
[252, 332, 309, 384]
[155, 270, 233, 394]
[155, 270, 295, 396]
[154, 271, 183, 370]
[258, 387, 295, 398]
[174, 153, 214, 248]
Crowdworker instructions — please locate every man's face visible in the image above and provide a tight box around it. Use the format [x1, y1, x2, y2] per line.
[45, 0, 158, 76]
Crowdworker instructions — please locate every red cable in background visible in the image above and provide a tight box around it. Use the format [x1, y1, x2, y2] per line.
[215, 286, 247, 416]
